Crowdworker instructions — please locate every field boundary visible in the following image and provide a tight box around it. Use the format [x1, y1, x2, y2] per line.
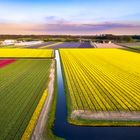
[40, 42, 63, 49]
[0, 57, 54, 59]
[115, 43, 140, 52]
[59, 50, 73, 118]
[71, 110, 140, 121]
[21, 90, 48, 140]
[31, 60, 55, 140]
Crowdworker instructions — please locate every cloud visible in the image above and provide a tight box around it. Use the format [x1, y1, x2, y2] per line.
[32, 22, 140, 34]
[45, 16, 69, 24]
[0, 23, 44, 35]
[0, 22, 140, 35]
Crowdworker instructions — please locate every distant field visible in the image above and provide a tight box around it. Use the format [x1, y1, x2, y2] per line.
[47, 42, 81, 49]
[0, 48, 53, 58]
[119, 42, 140, 50]
[40, 42, 64, 49]
[60, 49, 140, 121]
[0, 45, 24, 48]
[94, 43, 123, 48]
[0, 42, 57, 49]
[40, 42, 94, 49]
[0, 59, 51, 140]
[79, 42, 93, 48]
[28, 42, 56, 48]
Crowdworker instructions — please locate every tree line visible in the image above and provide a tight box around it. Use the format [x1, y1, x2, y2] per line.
[0, 34, 139, 43]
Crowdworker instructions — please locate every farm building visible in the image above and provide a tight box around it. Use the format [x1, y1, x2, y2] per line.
[79, 39, 92, 43]
[95, 40, 112, 44]
[2, 40, 17, 45]
[15, 40, 43, 46]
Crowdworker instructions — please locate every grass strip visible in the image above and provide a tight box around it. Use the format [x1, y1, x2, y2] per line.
[21, 90, 48, 140]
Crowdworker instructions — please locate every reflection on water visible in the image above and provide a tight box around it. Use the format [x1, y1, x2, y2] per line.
[53, 50, 140, 140]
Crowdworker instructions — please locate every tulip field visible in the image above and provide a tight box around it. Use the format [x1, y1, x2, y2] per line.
[0, 59, 51, 140]
[0, 46, 140, 139]
[60, 49, 140, 113]
[0, 48, 53, 58]
[0, 59, 16, 68]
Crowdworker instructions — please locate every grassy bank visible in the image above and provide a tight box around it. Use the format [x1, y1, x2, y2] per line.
[69, 117, 140, 127]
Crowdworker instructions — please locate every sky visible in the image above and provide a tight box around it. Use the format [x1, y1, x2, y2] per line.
[0, 0, 140, 35]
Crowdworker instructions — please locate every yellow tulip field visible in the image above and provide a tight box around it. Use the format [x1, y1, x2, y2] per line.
[60, 49, 140, 112]
[0, 48, 53, 58]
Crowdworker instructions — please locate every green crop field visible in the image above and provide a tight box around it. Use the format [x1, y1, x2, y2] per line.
[0, 59, 51, 140]
[60, 49, 140, 121]
[119, 42, 140, 50]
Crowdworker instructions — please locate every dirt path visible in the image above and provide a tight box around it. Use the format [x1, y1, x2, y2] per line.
[71, 110, 140, 121]
[31, 60, 55, 140]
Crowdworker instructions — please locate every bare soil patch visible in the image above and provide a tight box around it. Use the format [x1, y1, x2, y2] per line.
[95, 43, 123, 48]
[71, 110, 140, 121]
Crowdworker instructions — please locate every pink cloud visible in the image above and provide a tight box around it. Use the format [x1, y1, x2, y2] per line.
[0, 22, 140, 35]
[33, 22, 140, 35]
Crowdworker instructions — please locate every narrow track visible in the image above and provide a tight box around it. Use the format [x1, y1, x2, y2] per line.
[31, 60, 55, 140]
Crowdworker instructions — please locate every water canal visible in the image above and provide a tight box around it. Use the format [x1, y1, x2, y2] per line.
[53, 50, 140, 140]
